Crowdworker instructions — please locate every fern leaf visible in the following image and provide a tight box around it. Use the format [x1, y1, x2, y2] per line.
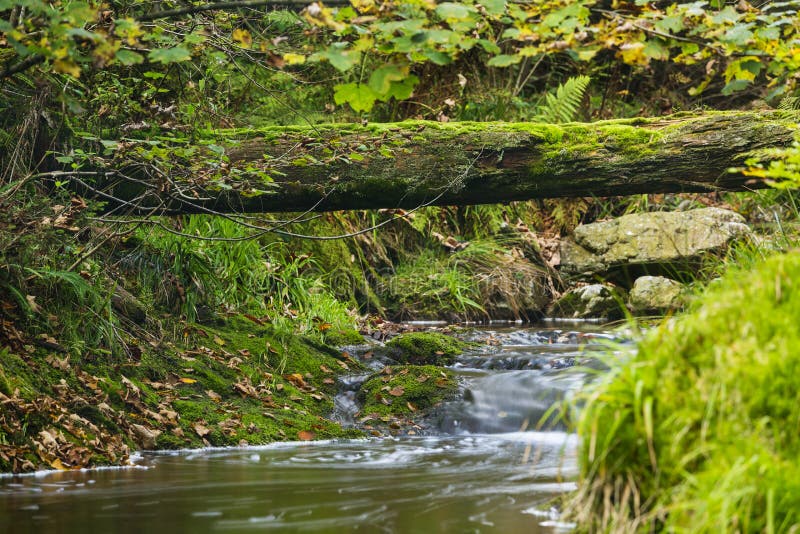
[778, 96, 800, 110]
[537, 75, 590, 124]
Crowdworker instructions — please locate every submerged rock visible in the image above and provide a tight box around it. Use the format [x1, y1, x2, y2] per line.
[549, 283, 625, 319]
[559, 207, 751, 280]
[629, 276, 687, 314]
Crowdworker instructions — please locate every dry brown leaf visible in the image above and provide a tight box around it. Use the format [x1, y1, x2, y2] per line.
[25, 295, 41, 314]
[297, 430, 315, 441]
[388, 386, 405, 397]
[193, 423, 211, 438]
[205, 390, 221, 402]
[285, 373, 307, 388]
[131, 424, 161, 449]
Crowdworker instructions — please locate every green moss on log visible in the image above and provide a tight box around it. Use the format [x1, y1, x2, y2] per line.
[94, 111, 799, 215]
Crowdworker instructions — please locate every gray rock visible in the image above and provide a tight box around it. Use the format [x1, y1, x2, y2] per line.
[559, 207, 751, 278]
[629, 276, 686, 314]
[549, 284, 625, 319]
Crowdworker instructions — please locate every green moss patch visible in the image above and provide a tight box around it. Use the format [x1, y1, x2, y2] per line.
[358, 365, 458, 418]
[385, 332, 466, 365]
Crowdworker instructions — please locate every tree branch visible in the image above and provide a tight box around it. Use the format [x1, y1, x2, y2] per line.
[136, 0, 350, 22]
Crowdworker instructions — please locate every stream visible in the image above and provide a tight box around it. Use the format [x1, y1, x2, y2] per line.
[0, 323, 621, 533]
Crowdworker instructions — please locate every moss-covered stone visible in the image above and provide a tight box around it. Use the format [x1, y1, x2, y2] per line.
[549, 283, 626, 319]
[559, 207, 752, 281]
[358, 365, 458, 417]
[322, 327, 365, 346]
[385, 332, 466, 365]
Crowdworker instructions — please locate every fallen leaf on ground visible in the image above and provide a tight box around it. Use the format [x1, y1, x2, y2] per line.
[297, 430, 315, 441]
[388, 386, 405, 397]
[194, 423, 211, 438]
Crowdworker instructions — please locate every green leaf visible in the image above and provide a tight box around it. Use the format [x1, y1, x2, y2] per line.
[654, 15, 684, 35]
[477, 39, 501, 54]
[722, 24, 754, 47]
[115, 49, 144, 65]
[322, 47, 360, 72]
[333, 83, 378, 112]
[423, 50, 452, 65]
[480, 0, 506, 16]
[148, 46, 192, 64]
[435, 2, 471, 20]
[643, 39, 670, 61]
[382, 75, 419, 101]
[721, 79, 751, 95]
[487, 54, 521, 67]
[368, 64, 406, 95]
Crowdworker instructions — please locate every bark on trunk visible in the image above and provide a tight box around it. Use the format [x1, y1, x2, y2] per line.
[93, 111, 798, 214]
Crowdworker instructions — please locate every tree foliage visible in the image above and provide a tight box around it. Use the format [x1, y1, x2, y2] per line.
[297, 0, 800, 111]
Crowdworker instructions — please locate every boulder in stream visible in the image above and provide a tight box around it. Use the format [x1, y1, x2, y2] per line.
[549, 283, 625, 319]
[559, 207, 751, 281]
[628, 276, 687, 314]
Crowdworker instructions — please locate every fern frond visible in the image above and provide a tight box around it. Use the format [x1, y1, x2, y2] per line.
[537, 75, 591, 124]
[778, 96, 800, 110]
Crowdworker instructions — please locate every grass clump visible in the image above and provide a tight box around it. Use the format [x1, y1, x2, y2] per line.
[385, 332, 466, 365]
[570, 251, 800, 532]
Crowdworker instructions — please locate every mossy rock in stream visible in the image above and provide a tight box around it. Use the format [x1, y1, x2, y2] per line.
[358, 365, 458, 417]
[385, 332, 466, 365]
[322, 327, 365, 346]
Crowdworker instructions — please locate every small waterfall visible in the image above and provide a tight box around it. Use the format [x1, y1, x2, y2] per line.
[434, 327, 616, 434]
[436, 369, 586, 434]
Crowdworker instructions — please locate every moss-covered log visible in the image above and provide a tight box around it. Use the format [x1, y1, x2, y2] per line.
[96, 111, 798, 214]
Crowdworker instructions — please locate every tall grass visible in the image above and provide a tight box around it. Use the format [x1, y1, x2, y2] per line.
[130, 216, 357, 334]
[569, 251, 800, 532]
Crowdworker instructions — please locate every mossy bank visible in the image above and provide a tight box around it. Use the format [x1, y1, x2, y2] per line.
[0, 316, 364, 473]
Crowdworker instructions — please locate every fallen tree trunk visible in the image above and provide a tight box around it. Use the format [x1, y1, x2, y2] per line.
[91, 111, 797, 214]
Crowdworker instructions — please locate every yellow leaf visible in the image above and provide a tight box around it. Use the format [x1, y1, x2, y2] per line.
[232, 28, 252, 48]
[213, 335, 226, 346]
[283, 53, 306, 65]
[179, 377, 197, 384]
[53, 59, 81, 78]
[617, 42, 649, 66]
[351, 0, 375, 13]
[50, 458, 67, 471]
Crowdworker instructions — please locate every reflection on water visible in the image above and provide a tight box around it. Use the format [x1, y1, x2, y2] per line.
[0, 434, 576, 533]
[0, 325, 618, 533]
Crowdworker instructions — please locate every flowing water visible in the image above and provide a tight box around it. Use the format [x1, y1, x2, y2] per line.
[0, 323, 621, 534]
